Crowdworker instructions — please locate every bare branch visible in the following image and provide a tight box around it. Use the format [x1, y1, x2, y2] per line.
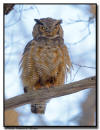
[72, 63, 96, 69]
[71, 63, 95, 81]
[65, 16, 95, 45]
[5, 76, 96, 111]
[5, 5, 23, 28]
[72, 66, 81, 81]
[4, 4, 15, 15]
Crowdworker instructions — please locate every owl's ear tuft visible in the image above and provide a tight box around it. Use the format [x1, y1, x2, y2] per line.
[56, 20, 62, 25]
[34, 19, 43, 25]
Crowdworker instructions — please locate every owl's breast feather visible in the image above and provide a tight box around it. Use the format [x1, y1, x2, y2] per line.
[31, 43, 64, 76]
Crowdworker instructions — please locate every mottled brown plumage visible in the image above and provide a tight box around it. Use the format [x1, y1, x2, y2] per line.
[20, 17, 72, 113]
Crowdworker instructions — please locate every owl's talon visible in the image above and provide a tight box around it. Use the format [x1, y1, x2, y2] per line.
[33, 87, 36, 90]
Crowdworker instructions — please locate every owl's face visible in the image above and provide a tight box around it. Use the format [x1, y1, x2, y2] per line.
[33, 17, 63, 39]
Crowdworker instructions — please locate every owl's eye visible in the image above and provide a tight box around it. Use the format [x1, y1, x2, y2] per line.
[40, 26, 46, 30]
[42, 26, 45, 30]
[54, 27, 57, 31]
[54, 26, 58, 31]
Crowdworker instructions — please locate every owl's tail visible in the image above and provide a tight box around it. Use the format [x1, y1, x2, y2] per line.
[23, 86, 46, 113]
[31, 102, 46, 114]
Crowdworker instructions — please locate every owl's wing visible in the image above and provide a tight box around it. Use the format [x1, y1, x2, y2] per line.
[19, 40, 35, 71]
[23, 40, 34, 55]
[20, 40, 39, 88]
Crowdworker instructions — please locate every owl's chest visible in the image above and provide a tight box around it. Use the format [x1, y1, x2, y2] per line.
[31, 42, 63, 64]
[29, 43, 65, 77]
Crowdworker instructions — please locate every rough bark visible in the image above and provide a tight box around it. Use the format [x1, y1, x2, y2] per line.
[5, 76, 96, 111]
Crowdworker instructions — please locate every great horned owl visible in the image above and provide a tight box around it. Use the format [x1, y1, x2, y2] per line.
[20, 17, 72, 113]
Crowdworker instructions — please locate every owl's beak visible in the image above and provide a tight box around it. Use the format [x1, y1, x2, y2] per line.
[45, 28, 50, 33]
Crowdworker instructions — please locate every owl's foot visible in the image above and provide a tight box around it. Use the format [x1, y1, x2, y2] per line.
[45, 84, 54, 89]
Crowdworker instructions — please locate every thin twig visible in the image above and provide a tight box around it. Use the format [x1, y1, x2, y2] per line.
[72, 66, 81, 81]
[65, 16, 95, 45]
[72, 63, 96, 69]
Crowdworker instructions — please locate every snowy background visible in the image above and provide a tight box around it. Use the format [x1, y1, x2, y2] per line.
[5, 4, 96, 126]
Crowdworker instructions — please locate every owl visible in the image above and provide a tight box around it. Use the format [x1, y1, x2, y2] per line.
[20, 17, 72, 113]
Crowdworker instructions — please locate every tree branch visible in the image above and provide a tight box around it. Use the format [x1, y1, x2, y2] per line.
[5, 76, 96, 111]
[4, 4, 15, 15]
